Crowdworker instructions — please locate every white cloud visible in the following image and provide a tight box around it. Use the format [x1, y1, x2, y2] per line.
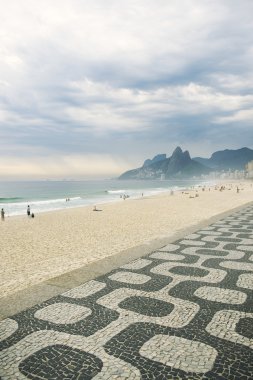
[66, 105, 146, 132]
[214, 108, 253, 124]
[1, 77, 252, 138]
[63, 80, 253, 131]
[208, 73, 253, 91]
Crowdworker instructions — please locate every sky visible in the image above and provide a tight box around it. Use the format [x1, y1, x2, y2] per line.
[0, 0, 253, 179]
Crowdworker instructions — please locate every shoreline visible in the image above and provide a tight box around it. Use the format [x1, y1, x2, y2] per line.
[0, 178, 213, 218]
[2, 178, 250, 220]
[0, 180, 252, 303]
[2, 180, 214, 221]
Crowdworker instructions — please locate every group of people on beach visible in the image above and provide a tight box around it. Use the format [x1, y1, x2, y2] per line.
[27, 205, 35, 218]
[120, 194, 130, 200]
[1, 205, 35, 221]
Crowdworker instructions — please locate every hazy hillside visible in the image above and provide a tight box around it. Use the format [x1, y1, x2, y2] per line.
[193, 147, 253, 170]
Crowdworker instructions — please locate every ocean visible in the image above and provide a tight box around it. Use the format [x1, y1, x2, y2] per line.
[0, 179, 208, 217]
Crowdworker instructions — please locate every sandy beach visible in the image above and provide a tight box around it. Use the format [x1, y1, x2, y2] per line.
[0, 180, 252, 299]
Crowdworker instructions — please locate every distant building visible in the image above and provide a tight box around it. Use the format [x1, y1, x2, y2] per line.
[201, 169, 246, 180]
[246, 161, 253, 178]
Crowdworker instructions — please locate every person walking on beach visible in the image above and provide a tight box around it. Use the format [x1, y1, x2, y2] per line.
[27, 205, 30, 217]
[1, 208, 5, 221]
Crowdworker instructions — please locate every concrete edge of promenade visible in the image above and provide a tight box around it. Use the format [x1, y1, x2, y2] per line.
[1, 200, 252, 321]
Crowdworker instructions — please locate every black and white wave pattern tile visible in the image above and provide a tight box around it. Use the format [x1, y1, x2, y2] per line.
[0, 205, 253, 379]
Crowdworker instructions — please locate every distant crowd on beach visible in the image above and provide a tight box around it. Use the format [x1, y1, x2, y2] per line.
[120, 194, 130, 200]
[180, 183, 246, 200]
[1, 205, 35, 221]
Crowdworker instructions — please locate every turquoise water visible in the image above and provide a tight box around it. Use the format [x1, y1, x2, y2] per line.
[0, 179, 208, 216]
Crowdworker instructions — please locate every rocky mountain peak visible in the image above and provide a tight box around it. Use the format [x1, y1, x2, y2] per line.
[142, 153, 167, 167]
[170, 147, 191, 164]
[183, 150, 191, 160]
[171, 146, 183, 158]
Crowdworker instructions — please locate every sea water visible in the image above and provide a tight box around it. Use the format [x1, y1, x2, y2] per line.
[0, 179, 208, 217]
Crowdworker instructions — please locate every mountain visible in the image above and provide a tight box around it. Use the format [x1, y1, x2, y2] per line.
[193, 147, 253, 170]
[143, 154, 166, 167]
[119, 147, 210, 180]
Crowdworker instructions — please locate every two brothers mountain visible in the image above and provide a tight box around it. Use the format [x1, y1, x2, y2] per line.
[119, 147, 253, 180]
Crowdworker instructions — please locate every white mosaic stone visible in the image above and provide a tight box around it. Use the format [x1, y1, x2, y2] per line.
[151, 262, 227, 283]
[206, 310, 253, 348]
[200, 236, 225, 243]
[221, 250, 246, 260]
[159, 243, 180, 252]
[237, 273, 253, 289]
[0, 318, 18, 342]
[120, 259, 152, 270]
[237, 245, 253, 252]
[108, 271, 151, 284]
[34, 303, 92, 324]
[181, 247, 245, 260]
[220, 261, 253, 271]
[198, 231, 222, 236]
[184, 233, 200, 240]
[194, 286, 247, 304]
[62, 280, 106, 299]
[199, 226, 215, 231]
[140, 335, 217, 373]
[215, 224, 234, 228]
[180, 240, 205, 246]
[149, 252, 185, 261]
[236, 238, 253, 245]
[217, 227, 237, 233]
[97, 287, 199, 328]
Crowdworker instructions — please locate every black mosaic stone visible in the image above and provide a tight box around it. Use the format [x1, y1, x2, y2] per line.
[119, 296, 174, 317]
[214, 237, 242, 243]
[222, 243, 241, 250]
[236, 233, 253, 239]
[229, 228, 252, 233]
[19, 344, 103, 380]
[151, 252, 200, 265]
[97, 269, 174, 292]
[169, 266, 209, 277]
[195, 249, 229, 256]
[235, 317, 253, 339]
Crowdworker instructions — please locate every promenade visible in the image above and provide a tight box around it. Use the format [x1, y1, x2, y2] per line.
[0, 204, 253, 379]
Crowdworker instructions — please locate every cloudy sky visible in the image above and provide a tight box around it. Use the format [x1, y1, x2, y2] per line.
[0, 0, 253, 179]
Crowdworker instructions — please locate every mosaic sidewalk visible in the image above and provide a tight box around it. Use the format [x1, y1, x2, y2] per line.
[0, 205, 253, 379]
